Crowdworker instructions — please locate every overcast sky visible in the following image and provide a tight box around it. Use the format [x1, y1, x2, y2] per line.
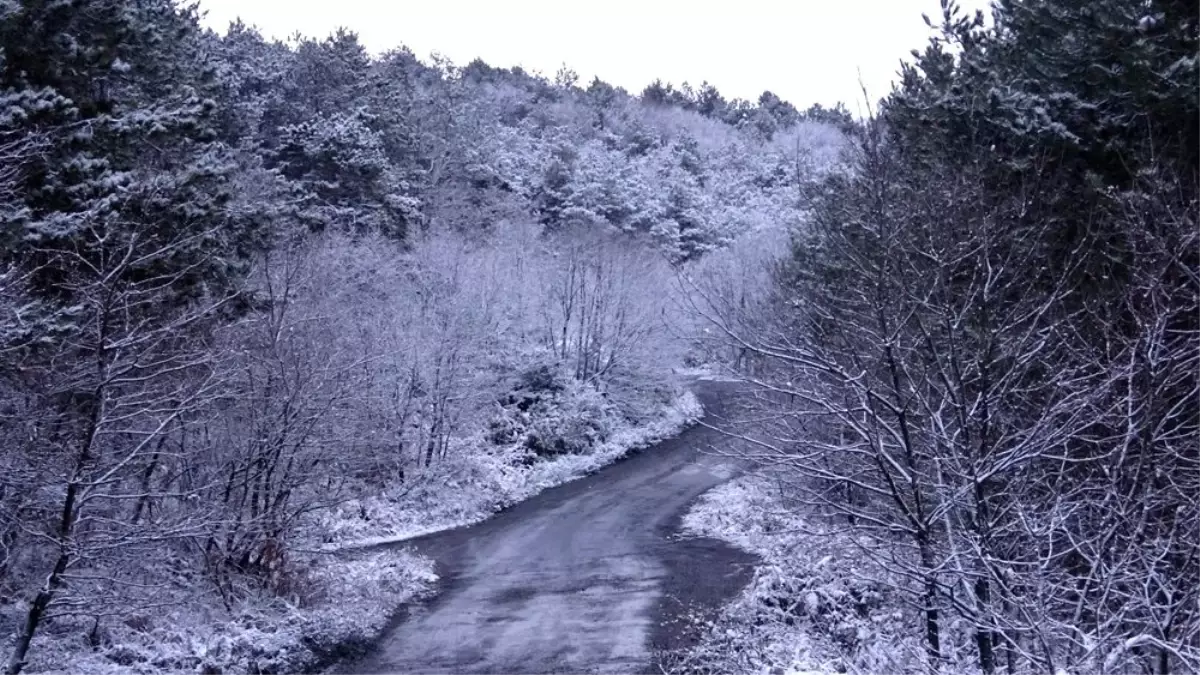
[196, 0, 988, 113]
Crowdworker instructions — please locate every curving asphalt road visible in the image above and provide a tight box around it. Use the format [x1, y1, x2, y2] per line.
[337, 380, 758, 675]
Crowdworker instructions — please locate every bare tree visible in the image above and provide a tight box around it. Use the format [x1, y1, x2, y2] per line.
[0, 129, 49, 590]
[186, 234, 375, 600]
[2, 216, 231, 674]
[682, 121, 1199, 673]
[540, 227, 671, 392]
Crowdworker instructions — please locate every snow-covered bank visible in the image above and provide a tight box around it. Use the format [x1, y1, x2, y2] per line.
[11, 390, 701, 675]
[318, 389, 703, 550]
[12, 550, 436, 675]
[670, 475, 923, 675]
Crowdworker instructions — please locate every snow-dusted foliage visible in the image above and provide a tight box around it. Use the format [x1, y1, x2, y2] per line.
[683, 1, 1198, 674]
[2, 550, 436, 675]
[1, 1, 837, 668]
[672, 476, 949, 675]
[319, 389, 703, 549]
[0, 207, 702, 671]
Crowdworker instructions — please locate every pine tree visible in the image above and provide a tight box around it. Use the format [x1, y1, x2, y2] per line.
[270, 111, 421, 239]
[696, 81, 727, 119]
[0, 0, 256, 313]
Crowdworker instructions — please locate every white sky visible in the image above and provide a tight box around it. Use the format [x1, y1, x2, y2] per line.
[196, 0, 988, 112]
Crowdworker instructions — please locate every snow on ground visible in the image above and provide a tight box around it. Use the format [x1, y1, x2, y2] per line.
[670, 474, 928, 675]
[15, 392, 701, 675]
[318, 390, 703, 550]
[14, 549, 436, 675]
[672, 365, 744, 383]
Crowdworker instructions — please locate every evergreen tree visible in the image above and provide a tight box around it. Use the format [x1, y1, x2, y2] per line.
[0, 0, 257, 311]
[270, 111, 422, 239]
[696, 81, 727, 119]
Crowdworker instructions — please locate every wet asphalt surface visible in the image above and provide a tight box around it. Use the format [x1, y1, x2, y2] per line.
[336, 380, 759, 674]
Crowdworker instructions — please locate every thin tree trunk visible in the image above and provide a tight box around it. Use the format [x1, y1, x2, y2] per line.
[975, 578, 996, 675]
[131, 434, 169, 524]
[4, 550, 70, 675]
[6, 392, 102, 674]
[0, 522, 19, 583]
[917, 532, 942, 667]
[923, 576, 942, 667]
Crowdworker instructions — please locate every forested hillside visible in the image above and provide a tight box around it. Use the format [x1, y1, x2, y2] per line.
[2, 0, 1196, 674]
[0, 2, 847, 672]
[684, 0, 1199, 674]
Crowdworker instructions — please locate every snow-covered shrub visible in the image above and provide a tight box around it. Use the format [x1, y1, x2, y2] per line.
[487, 364, 619, 458]
[316, 387, 702, 551]
[5, 550, 435, 675]
[523, 379, 614, 456]
[671, 475, 928, 675]
[601, 362, 681, 425]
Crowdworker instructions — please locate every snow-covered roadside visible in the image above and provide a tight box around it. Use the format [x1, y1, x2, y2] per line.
[16, 549, 436, 675]
[317, 390, 703, 550]
[16, 393, 700, 675]
[671, 474, 925, 675]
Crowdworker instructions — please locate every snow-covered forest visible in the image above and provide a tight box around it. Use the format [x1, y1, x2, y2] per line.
[0, 1, 844, 671]
[678, 2, 1199, 674]
[0, 0, 1196, 673]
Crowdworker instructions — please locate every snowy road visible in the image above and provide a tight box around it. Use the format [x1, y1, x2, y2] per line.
[337, 380, 758, 674]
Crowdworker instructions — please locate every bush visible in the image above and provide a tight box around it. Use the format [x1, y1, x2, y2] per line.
[672, 476, 924, 675]
[523, 379, 614, 456]
[488, 364, 618, 458]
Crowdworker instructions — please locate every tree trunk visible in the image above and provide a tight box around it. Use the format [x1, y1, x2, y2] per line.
[6, 376, 104, 673]
[131, 434, 168, 524]
[923, 577, 942, 666]
[975, 578, 996, 675]
[5, 421, 96, 674]
[4, 551, 69, 675]
[424, 417, 439, 467]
